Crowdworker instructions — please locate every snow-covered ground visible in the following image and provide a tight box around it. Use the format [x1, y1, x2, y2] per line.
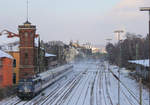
[0, 59, 149, 105]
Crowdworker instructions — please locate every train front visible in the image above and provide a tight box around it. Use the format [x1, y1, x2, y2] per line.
[17, 79, 34, 99]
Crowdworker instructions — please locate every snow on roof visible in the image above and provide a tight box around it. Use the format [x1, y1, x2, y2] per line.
[128, 59, 149, 67]
[0, 34, 19, 46]
[34, 38, 39, 47]
[0, 42, 19, 52]
[0, 35, 39, 51]
[45, 53, 56, 57]
[0, 50, 13, 59]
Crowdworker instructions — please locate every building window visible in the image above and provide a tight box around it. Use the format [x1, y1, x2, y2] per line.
[25, 32, 28, 37]
[0, 59, 2, 68]
[25, 32, 28, 46]
[13, 73, 16, 84]
[25, 53, 28, 64]
[13, 59, 16, 67]
[25, 53, 28, 58]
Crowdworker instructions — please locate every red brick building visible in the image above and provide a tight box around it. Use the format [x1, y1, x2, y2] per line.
[0, 50, 13, 87]
[19, 21, 37, 79]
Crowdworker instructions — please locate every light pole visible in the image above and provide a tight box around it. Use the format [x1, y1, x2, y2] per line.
[106, 38, 112, 66]
[139, 7, 150, 105]
[106, 38, 112, 85]
[114, 30, 124, 105]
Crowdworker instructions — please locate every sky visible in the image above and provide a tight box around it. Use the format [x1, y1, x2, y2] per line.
[0, 0, 150, 46]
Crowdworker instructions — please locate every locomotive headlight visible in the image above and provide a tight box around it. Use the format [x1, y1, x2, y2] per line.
[24, 86, 31, 93]
[19, 90, 23, 92]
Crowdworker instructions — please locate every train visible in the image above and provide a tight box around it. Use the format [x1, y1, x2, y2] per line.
[17, 64, 73, 99]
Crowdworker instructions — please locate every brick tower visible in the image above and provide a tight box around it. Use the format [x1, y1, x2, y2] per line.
[19, 21, 36, 79]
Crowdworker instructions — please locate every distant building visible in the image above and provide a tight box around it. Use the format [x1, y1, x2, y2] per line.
[0, 50, 13, 87]
[128, 59, 150, 82]
[100, 48, 107, 53]
[91, 47, 100, 54]
[64, 46, 79, 63]
[45, 41, 67, 64]
[45, 53, 57, 69]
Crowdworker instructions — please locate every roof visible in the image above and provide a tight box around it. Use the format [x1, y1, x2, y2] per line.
[0, 42, 19, 52]
[45, 53, 56, 57]
[0, 34, 19, 46]
[0, 50, 13, 59]
[128, 59, 149, 67]
[24, 20, 31, 25]
[0, 34, 39, 51]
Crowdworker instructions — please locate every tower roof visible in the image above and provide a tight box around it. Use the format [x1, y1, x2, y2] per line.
[24, 20, 31, 25]
[18, 20, 36, 29]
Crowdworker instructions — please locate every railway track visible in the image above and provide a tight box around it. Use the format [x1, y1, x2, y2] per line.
[36, 70, 87, 105]
[1, 71, 77, 105]
[82, 81, 90, 105]
[95, 70, 100, 105]
[90, 72, 97, 105]
[98, 68, 102, 105]
[54, 74, 83, 105]
[3, 61, 148, 105]
[121, 88, 135, 105]
[65, 72, 88, 105]
[104, 69, 113, 105]
[101, 67, 108, 105]
[17, 71, 77, 105]
[74, 72, 92, 105]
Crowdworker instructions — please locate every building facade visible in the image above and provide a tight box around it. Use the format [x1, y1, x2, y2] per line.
[19, 21, 37, 79]
[8, 51, 20, 84]
[0, 50, 13, 87]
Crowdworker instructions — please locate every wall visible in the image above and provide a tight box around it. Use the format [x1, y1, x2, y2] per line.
[0, 58, 13, 87]
[8, 52, 19, 84]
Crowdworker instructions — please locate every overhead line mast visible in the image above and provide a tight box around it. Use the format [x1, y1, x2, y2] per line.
[27, 0, 29, 21]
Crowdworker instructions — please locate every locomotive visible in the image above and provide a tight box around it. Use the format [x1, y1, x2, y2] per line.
[17, 64, 73, 99]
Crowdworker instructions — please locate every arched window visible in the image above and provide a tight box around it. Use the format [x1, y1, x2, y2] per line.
[13, 59, 16, 67]
[25, 52, 28, 64]
[24, 32, 28, 46]
[13, 73, 16, 84]
[25, 32, 28, 37]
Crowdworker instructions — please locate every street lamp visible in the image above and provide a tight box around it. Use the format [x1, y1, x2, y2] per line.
[140, 7, 150, 15]
[114, 30, 124, 105]
[139, 7, 150, 60]
[106, 38, 112, 43]
[139, 7, 150, 105]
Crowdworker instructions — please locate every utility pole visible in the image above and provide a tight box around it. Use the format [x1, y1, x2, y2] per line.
[139, 78, 142, 105]
[106, 38, 112, 64]
[114, 30, 124, 105]
[136, 43, 139, 60]
[27, 0, 29, 21]
[106, 38, 112, 85]
[139, 7, 150, 105]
